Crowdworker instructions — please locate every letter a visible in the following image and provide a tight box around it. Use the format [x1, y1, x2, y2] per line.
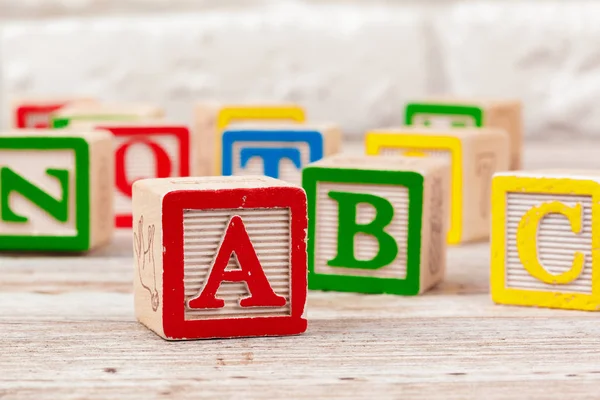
[188, 215, 286, 309]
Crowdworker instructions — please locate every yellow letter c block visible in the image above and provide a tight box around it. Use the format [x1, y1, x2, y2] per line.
[516, 201, 585, 285]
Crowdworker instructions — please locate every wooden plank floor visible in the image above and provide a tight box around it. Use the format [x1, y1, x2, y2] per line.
[2, 140, 600, 399]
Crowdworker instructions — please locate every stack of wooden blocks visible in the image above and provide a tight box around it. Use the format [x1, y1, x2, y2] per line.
[2, 95, 594, 342]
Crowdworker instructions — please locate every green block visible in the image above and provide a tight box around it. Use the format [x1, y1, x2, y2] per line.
[303, 156, 446, 296]
[0, 135, 91, 251]
[404, 102, 484, 128]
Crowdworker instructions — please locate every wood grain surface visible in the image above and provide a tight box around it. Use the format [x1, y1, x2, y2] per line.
[2, 140, 600, 400]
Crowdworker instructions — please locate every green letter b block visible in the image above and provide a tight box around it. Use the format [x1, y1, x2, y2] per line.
[303, 161, 431, 296]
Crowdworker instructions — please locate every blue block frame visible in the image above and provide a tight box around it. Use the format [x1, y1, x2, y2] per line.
[221, 129, 325, 177]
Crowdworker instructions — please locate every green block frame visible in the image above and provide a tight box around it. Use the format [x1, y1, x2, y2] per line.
[0, 136, 91, 251]
[303, 166, 424, 295]
[404, 103, 484, 127]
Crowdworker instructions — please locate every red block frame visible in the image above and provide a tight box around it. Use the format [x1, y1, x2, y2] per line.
[162, 186, 308, 340]
[100, 125, 190, 228]
[16, 103, 66, 128]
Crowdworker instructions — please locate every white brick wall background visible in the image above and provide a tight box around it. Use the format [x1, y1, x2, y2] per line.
[1, 0, 600, 140]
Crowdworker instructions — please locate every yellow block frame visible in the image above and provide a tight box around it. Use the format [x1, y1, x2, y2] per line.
[213, 106, 306, 175]
[365, 132, 463, 244]
[491, 175, 600, 311]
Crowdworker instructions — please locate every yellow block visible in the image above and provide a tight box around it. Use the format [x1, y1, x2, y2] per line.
[365, 132, 463, 244]
[214, 106, 306, 175]
[491, 173, 600, 311]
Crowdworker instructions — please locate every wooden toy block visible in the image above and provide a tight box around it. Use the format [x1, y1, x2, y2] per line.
[302, 154, 450, 295]
[193, 102, 306, 176]
[11, 96, 97, 129]
[404, 97, 522, 170]
[491, 170, 600, 312]
[221, 122, 341, 186]
[81, 121, 191, 228]
[51, 103, 164, 128]
[0, 130, 114, 252]
[365, 127, 509, 244]
[132, 175, 308, 340]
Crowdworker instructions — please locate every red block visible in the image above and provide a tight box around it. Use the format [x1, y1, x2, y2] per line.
[93, 123, 191, 228]
[132, 176, 308, 340]
[12, 97, 97, 128]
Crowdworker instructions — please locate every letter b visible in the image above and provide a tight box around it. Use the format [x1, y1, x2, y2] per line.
[327, 191, 398, 270]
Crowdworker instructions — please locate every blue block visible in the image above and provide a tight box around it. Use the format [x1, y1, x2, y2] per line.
[222, 129, 324, 178]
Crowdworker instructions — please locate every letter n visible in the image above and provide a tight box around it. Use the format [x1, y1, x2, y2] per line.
[1, 167, 70, 223]
[188, 215, 286, 309]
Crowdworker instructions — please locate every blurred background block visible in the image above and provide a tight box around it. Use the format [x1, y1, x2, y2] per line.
[1, 0, 600, 139]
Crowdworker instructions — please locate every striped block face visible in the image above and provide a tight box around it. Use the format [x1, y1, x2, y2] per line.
[302, 155, 450, 295]
[314, 182, 411, 281]
[491, 171, 600, 311]
[182, 207, 291, 320]
[0, 130, 114, 252]
[132, 176, 308, 340]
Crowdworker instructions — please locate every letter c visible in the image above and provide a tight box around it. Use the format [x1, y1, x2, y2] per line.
[516, 201, 585, 285]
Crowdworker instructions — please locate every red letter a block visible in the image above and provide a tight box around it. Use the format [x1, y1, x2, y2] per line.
[132, 176, 308, 340]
